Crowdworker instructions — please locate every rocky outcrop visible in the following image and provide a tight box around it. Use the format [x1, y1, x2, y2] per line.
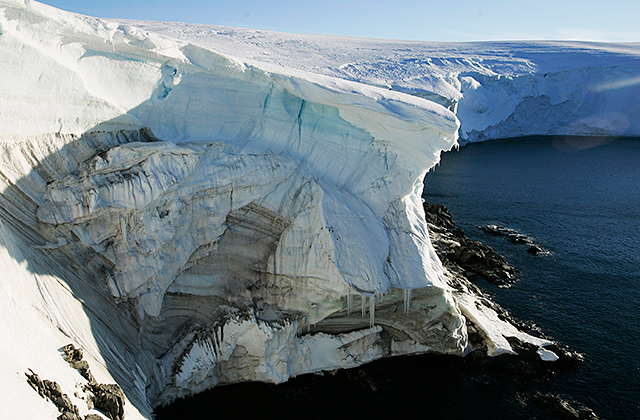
[461, 337, 583, 379]
[64, 344, 125, 420]
[88, 384, 125, 420]
[25, 370, 83, 420]
[479, 224, 549, 255]
[530, 393, 599, 420]
[27, 344, 125, 420]
[63, 344, 95, 384]
[422, 202, 597, 419]
[423, 202, 518, 285]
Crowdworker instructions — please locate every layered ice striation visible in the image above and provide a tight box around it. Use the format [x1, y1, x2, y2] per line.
[1, 1, 638, 419]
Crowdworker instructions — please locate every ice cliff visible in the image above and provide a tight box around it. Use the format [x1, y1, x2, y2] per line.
[135, 21, 640, 142]
[1, 1, 638, 419]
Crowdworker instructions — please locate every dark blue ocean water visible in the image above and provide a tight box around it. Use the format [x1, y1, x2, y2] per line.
[157, 136, 639, 420]
[423, 136, 640, 419]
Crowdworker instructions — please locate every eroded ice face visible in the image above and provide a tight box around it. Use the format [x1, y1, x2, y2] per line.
[2, 1, 634, 417]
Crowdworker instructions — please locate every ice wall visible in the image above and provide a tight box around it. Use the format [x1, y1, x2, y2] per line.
[0, 1, 465, 418]
[0, 0, 458, 316]
[133, 21, 640, 142]
[2, 2, 638, 419]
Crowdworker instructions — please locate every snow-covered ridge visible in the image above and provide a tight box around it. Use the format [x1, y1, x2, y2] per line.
[1, 1, 638, 419]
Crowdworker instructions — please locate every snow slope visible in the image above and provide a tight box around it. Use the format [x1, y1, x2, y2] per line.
[0, 1, 638, 419]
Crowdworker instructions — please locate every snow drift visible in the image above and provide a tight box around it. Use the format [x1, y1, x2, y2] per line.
[1, 1, 638, 419]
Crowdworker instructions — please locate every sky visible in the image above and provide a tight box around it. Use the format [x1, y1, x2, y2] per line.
[40, 0, 640, 42]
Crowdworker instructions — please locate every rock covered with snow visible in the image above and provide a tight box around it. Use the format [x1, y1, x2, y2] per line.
[1, 1, 638, 419]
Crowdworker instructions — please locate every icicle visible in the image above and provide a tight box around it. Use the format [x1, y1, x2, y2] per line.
[120, 217, 127, 245]
[361, 295, 366, 318]
[212, 327, 222, 358]
[347, 289, 352, 317]
[369, 296, 375, 327]
[403, 289, 407, 314]
[403, 289, 412, 314]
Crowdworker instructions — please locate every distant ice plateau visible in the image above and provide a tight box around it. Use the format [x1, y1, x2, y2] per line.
[1, 1, 639, 419]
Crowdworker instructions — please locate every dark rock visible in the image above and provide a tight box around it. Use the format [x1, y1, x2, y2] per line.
[62, 343, 96, 384]
[510, 236, 529, 244]
[547, 401, 581, 419]
[530, 393, 599, 420]
[479, 224, 550, 255]
[28, 345, 126, 420]
[494, 340, 547, 378]
[63, 344, 83, 364]
[543, 344, 584, 368]
[25, 369, 82, 420]
[454, 246, 484, 265]
[451, 239, 517, 285]
[58, 412, 82, 420]
[424, 201, 593, 419]
[459, 335, 581, 381]
[26, 370, 46, 397]
[70, 360, 95, 383]
[423, 202, 462, 234]
[576, 408, 598, 419]
[424, 201, 519, 285]
[70, 360, 89, 371]
[527, 245, 543, 254]
[88, 383, 125, 420]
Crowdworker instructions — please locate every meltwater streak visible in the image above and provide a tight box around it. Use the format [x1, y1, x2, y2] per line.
[424, 136, 640, 420]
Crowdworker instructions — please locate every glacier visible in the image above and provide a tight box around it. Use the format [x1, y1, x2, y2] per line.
[1, 1, 639, 419]
[131, 21, 640, 142]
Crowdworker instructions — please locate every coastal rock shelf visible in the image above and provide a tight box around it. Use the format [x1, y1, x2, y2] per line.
[479, 224, 550, 255]
[423, 202, 519, 286]
[1, 1, 638, 419]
